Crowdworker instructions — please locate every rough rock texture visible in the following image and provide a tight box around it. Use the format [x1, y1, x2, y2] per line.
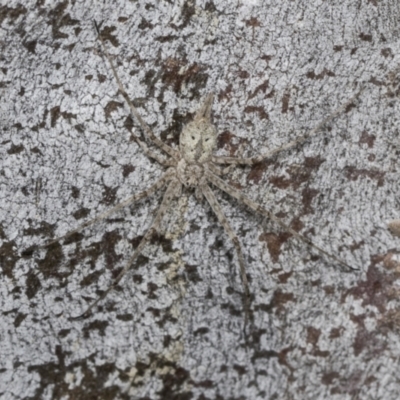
[1, 1, 400, 399]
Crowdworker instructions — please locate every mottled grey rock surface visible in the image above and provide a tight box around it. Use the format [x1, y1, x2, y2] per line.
[1, 1, 400, 399]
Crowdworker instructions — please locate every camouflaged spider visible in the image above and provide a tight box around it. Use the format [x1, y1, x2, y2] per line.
[27, 21, 361, 329]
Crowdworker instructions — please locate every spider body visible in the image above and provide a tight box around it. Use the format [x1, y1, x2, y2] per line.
[27, 22, 361, 332]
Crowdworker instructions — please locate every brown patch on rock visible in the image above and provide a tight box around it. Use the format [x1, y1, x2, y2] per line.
[306, 68, 335, 80]
[343, 255, 400, 358]
[344, 263, 400, 315]
[343, 166, 385, 187]
[7, 144, 24, 154]
[97, 73, 106, 83]
[358, 131, 376, 148]
[277, 271, 293, 284]
[329, 326, 343, 339]
[351, 314, 386, 357]
[244, 105, 268, 120]
[268, 156, 324, 193]
[306, 326, 321, 346]
[268, 174, 291, 189]
[218, 83, 233, 102]
[245, 17, 261, 27]
[270, 289, 295, 314]
[322, 371, 340, 385]
[236, 70, 250, 79]
[161, 57, 208, 95]
[281, 90, 290, 113]
[98, 24, 119, 47]
[359, 32, 373, 42]
[216, 130, 242, 156]
[259, 231, 292, 262]
[101, 185, 118, 206]
[23, 39, 37, 54]
[72, 207, 90, 220]
[247, 162, 269, 184]
[378, 309, 400, 334]
[48, 1, 80, 40]
[381, 48, 393, 58]
[248, 80, 269, 99]
[50, 106, 77, 127]
[323, 285, 335, 295]
[301, 187, 319, 214]
[138, 17, 154, 30]
[256, 289, 295, 316]
[0, 4, 27, 25]
[306, 326, 330, 357]
[104, 100, 123, 120]
[122, 164, 135, 178]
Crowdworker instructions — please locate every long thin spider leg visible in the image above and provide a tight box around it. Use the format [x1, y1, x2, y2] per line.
[201, 184, 253, 332]
[135, 138, 176, 167]
[208, 163, 226, 176]
[209, 144, 246, 176]
[72, 178, 181, 319]
[206, 170, 358, 271]
[22, 170, 174, 254]
[212, 89, 363, 165]
[94, 21, 180, 161]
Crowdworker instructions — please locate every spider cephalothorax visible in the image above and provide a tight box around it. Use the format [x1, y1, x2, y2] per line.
[177, 95, 217, 189]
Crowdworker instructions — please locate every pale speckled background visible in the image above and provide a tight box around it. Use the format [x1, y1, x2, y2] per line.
[1, 1, 400, 399]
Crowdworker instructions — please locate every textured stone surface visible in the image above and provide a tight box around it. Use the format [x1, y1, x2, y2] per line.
[1, 1, 400, 399]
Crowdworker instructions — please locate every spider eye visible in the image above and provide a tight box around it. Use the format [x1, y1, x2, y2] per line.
[191, 136, 195, 140]
[205, 138, 209, 142]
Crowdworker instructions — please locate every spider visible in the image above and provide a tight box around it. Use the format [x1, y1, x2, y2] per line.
[26, 22, 361, 330]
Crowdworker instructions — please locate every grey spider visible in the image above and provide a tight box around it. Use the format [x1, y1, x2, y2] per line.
[25, 22, 361, 331]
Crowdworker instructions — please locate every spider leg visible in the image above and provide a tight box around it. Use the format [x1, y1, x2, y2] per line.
[22, 170, 174, 255]
[135, 137, 176, 167]
[212, 89, 363, 166]
[72, 177, 181, 319]
[208, 163, 227, 176]
[94, 21, 180, 162]
[209, 144, 246, 176]
[201, 184, 253, 333]
[206, 170, 358, 271]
